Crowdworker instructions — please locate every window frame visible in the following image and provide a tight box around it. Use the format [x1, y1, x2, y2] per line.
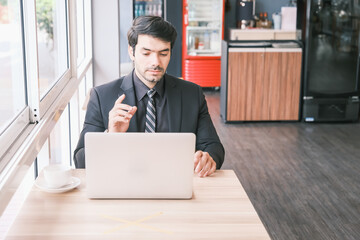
[0, 0, 93, 216]
[37, 0, 71, 120]
[0, 0, 33, 172]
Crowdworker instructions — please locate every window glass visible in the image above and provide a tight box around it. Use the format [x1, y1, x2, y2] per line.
[85, 64, 93, 93]
[76, 0, 85, 65]
[69, 90, 81, 164]
[78, 75, 86, 126]
[36, 0, 68, 99]
[0, 0, 26, 134]
[49, 103, 70, 165]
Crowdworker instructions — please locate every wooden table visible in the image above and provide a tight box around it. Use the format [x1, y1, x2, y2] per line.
[6, 170, 270, 239]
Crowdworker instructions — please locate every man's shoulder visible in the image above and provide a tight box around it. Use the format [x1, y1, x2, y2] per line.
[165, 74, 201, 90]
[94, 77, 124, 93]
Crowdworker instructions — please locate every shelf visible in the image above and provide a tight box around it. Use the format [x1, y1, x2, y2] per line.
[187, 26, 220, 31]
[188, 18, 220, 22]
[188, 49, 221, 56]
[228, 28, 302, 41]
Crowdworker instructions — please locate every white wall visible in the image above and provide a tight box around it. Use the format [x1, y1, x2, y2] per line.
[92, 0, 121, 86]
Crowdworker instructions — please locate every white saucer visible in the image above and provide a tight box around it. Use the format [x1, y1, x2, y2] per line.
[35, 176, 81, 193]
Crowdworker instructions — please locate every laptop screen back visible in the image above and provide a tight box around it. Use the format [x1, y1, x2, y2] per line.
[85, 132, 195, 199]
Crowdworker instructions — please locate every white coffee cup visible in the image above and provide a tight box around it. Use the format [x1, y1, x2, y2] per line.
[43, 164, 72, 189]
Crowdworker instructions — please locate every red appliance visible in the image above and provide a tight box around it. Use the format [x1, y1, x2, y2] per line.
[182, 0, 224, 87]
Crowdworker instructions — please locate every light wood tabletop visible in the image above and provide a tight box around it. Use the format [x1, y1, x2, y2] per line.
[6, 170, 270, 240]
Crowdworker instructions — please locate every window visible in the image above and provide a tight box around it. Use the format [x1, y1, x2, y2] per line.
[49, 103, 71, 165]
[0, 0, 93, 218]
[76, 0, 85, 65]
[0, 0, 27, 134]
[36, 0, 69, 99]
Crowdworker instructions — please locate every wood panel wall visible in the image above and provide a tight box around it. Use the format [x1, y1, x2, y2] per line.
[226, 50, 302, 121]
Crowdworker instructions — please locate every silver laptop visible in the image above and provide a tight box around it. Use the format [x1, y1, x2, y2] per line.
[85, 132, 195, 199]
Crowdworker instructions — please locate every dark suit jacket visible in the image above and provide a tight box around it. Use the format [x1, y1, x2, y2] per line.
[73, 72, 225, 169]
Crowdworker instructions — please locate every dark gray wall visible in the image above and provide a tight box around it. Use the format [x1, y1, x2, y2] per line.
[225, 0, 290, 31]
[254, 0, 290, 18]
[165, 1, 183, 78]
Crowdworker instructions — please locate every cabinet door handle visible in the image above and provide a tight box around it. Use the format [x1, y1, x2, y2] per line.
[356, 54, 360, 90]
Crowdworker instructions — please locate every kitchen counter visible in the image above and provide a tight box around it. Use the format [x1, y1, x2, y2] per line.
[228, 28, 302, 41]
[220, 40, 303, 122]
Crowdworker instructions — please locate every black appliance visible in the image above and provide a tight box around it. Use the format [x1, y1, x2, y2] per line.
[302, 0, 360, 122]
[236, 0, 255, 29]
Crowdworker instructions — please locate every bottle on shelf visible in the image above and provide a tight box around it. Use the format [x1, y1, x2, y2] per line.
[188, 34, 195, 51]
[260, 12, 264, 20]
[262, 12, 268, 27]
[210, 30, 220, 51]
[157, 4, 162, 17]
[194, 33, 200, 50]
[138, 4, 144, 17]
[204, 31, 210, 49]
[145, 3, 151, 15]
[256, 12, 264, 28]
[151, 4, 156, 16]
[134, 3, 139, 18]
[261, 12, 272, 29]
[272, 12, 281, 29]
[198, 33, 204, 50]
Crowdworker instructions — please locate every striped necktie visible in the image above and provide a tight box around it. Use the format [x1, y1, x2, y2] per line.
[145, 89, 156, 133]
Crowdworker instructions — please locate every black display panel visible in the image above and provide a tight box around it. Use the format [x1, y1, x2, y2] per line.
[305, 0, 360, 96]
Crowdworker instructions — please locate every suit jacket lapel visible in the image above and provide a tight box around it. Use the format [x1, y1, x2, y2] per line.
[165, 75, 181, 132]
[119, 71, 138, 132]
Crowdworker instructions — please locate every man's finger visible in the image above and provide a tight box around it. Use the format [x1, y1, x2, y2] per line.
[114, 109, 134, 119]
[115, 104, 134, 112]
[194, 151, 203, 171]
[204, 160, 216, 177]
[114, 94, 126, 105]
[198, 154, 211, 176]
[112, 115, 129, 124]
[194, 150, 203, 158]
[195, 158, 206, 173]
[128, 106, 137, 115]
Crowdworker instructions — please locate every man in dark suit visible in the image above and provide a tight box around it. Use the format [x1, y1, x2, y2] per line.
[74, 16, 224, 177]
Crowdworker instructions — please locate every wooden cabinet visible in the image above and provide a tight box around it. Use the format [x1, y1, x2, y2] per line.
[221, 47, 302, 121]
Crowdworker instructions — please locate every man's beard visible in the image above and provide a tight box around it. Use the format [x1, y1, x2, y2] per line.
[144, 66, 164, 82]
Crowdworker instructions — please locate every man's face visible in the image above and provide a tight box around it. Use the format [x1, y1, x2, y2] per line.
[129, 34, 171, 87]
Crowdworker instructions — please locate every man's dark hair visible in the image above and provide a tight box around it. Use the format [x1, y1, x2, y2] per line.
[127, 16, 177, 51]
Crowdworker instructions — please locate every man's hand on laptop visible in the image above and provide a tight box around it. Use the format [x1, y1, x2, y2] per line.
[194, 151, 216, 177]
[108, 94, 137, 133]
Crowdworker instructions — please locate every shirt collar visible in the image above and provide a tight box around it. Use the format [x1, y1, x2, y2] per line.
[133, 71, 165, 102]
